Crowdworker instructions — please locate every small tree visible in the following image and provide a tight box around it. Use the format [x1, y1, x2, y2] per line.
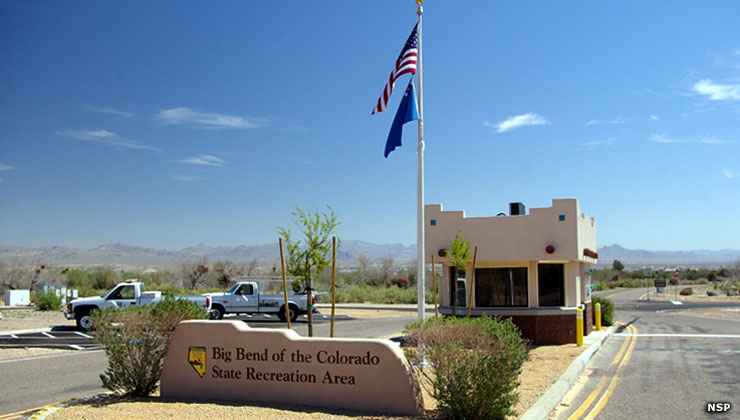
[278, 206, 340, 336]
[449, 234, 472, 314]
[181, 259, 209, 289]
[380, 256, 395, 287]
[212, 260, 241, 289]
[245, 259, 259, 276]
[612, 259, 625, 272]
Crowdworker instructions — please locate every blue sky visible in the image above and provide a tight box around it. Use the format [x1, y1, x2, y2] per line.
[1, 1, 739, 251]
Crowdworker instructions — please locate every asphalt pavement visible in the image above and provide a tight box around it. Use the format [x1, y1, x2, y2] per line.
[557, 289, 740, 420]
[0, 312, 415, 416]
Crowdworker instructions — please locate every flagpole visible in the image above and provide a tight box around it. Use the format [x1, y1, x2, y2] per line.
[415, 0, 426, 321]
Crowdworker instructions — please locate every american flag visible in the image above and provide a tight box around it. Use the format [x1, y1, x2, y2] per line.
[371, 23, 419, 114]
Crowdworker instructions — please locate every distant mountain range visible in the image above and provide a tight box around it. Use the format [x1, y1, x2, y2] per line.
[0, 241, 418, 268]
[598, 244, 740, 266]
[0, 242, 738, 268]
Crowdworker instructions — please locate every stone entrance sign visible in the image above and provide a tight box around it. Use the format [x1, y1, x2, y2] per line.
[160, 320, 422, 416]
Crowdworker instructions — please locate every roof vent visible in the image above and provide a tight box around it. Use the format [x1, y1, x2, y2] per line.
[509, 202, 526, 216]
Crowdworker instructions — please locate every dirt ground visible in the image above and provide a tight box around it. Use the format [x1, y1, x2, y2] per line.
[45, 341, 584, 420]
[514, 344, 584, 416]
[46, 393, 434, 420]
[647, 285, 740, 303]
[331, 308, 417, 320]
[0, 308, 75, 332]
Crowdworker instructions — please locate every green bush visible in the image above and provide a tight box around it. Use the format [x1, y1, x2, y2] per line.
[34, 290, 63, 311]
[591, 296, 614, 326]
[93, 297, 207, 396]
[405, 316, 528, 420]
[333, 284, 435, 304]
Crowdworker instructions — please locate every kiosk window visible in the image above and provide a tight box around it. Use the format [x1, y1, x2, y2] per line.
[475, 267, 528, 307]
[538, 263, 565, 307]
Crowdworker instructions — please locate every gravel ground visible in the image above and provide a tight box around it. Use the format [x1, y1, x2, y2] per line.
[46, 395, 436, 420]
[332, 309, 416, 320]
[514, 344, 584, 416]
[0, 308, 75, 332]
[44, 341, 583, 419]
[647, 285, 740, 302]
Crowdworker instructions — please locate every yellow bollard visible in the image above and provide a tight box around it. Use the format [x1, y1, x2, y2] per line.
[576, 306, 584, 346]
[594, 302, 602, 331]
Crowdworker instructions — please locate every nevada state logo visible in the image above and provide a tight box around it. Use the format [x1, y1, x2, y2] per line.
[188, 346, 207, 378]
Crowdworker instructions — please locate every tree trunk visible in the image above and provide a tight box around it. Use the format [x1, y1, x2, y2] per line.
[305, 254, 313, 337]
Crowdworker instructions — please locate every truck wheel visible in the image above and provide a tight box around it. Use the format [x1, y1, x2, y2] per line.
[210, 305, 224, 320]
[279, 305, 298, 323]
[76, 312, 94, 331]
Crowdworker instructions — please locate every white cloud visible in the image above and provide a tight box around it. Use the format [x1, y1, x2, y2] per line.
[650, 133, 735, 145]
[722, 169, 736, 179]
[692, 79, 740, 101]
[700, 137, 735, 145]
[58, 129, 160, 152]
[649, 134, 686, 144]
[179, 154, 225, 167]
[487, 113, 549, 133]
[649, 115, 660, 121]
[585, 117, 626, 126]
[0, 163, 14, 171]
[85, 105, 134, 118]
[582, 139, 614, 149]
[171, 175, 198, 182]
[157, 107, 258, 129]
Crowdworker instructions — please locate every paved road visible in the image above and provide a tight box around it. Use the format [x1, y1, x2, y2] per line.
[0, 313, 414, 416]
[557, 289, 740, 420]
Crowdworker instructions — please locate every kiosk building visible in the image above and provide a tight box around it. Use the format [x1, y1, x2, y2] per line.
[425, 198, 598, 344]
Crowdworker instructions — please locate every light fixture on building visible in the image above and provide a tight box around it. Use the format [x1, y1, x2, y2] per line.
[545, 245, 556, 254]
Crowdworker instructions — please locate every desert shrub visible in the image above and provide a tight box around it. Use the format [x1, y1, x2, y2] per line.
[405, 316, 528, 420]
[334, 284, 435, 304]
[90, 268, 119, 290]
[591, 296, 614, 326]
[679, 287, 693, 296]
[93, 297, 207, 396]
[34, 290, 62, 311]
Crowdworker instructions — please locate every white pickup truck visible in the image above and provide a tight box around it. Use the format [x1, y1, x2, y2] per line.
[204, 280, 315, 322]
[64, 281, 212, 331]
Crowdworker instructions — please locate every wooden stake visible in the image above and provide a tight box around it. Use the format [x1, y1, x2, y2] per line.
[330, 236, 337, 338]
[467, 246, 478, 317]
[279, 237, 291, 329]
[431, 254, 438, 317]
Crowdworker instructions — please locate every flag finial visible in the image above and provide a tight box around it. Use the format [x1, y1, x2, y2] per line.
[416, 0, 423, 15]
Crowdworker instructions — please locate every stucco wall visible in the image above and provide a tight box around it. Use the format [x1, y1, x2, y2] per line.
[426, 199, 593, 263]
[427, 199, 596, 309]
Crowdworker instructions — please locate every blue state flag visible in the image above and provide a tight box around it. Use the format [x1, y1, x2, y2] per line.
[384, 79, 419, 158]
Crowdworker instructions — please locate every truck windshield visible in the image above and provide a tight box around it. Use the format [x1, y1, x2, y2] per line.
[227, 283, 241, 294]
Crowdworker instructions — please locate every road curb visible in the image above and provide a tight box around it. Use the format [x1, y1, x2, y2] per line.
[30, 393, 113, 420]
[520, 325, 616, 420]
[0, 327, 51, 336]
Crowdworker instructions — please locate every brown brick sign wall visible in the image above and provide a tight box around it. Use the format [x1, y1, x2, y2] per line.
[160, 320, 423, 416]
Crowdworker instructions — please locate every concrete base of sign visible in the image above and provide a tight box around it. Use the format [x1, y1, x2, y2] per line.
[160, 320, 423, 416]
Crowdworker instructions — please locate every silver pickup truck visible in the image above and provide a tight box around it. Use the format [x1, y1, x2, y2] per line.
[204, 280, 315, 322]
[64, 281, 212, 330]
